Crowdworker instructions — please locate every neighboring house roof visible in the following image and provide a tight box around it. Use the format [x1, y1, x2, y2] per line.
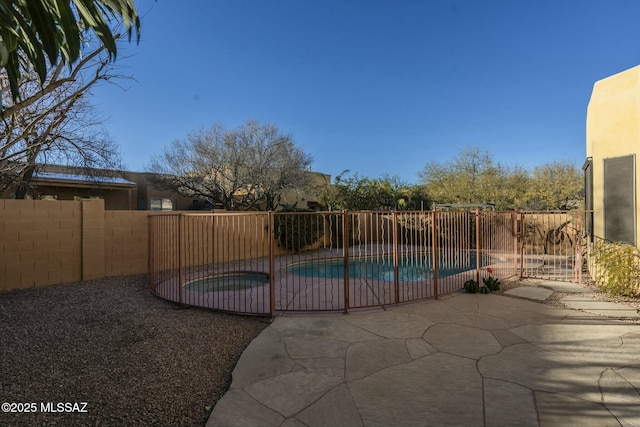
[33, 171, 136, 188]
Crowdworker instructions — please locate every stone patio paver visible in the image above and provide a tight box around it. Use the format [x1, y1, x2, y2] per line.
[561, 294, 640, 318]
[208, 288, 640, 427]
[505, 286, 553, 301]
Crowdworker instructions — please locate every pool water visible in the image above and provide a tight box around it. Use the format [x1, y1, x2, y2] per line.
[184, 272, 269, 292]
[286, 254, 485, 282]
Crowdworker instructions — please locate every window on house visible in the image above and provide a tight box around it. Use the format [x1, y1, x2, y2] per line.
[73, 196, 102, 201]
[583, 158, 593, 239]
[150, 198, 173, 211]
[603, 154, 635, 245]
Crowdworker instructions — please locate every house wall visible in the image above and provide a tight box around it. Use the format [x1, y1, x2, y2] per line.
[586, 65, 640, 246]
[42, 185, 135, 209]
[0, 181, 136, 209]
[2, 167, 331, 212]
[278, 171, 332, 210]
[124, 172, 195, 211]
[0, 167, 196, 211]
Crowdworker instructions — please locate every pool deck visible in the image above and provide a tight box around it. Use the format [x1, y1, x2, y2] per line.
[208, 280, 640, 427]
[153, 248, 551, 315]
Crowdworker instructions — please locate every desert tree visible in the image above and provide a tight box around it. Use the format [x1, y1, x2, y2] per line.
[500, 165, 531, 210]
[0, 41, 125, 198]
[330, 171, 430, 211]
[148, 121, 313, 211]
[377, 174, 432, 210]
[419, 147, 509, 208]
[0, 0, 140, 102]
[331, 172, 391, 211]
[525, 161, 583, 210]
[419, 147, 584, 210]
[401, 184, 432, 211]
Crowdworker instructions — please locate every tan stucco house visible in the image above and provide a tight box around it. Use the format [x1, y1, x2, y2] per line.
[586, 65, 640, 246]
[1, 164, 331, 212]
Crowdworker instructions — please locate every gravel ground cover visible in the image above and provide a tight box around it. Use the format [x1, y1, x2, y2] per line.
[0, 275, 269, 427]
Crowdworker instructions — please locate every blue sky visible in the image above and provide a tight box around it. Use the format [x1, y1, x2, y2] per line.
[91, 0, 640, 183]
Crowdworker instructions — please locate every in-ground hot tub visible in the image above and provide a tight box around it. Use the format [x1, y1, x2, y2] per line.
[184, 271, 269, 292]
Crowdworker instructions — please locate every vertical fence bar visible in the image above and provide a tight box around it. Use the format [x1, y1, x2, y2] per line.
[519, 211, 525, 279]
[576, 213, 583, 285]
[343, 211, 350, 313]
[512, 212, 518, 278]
[148, 216, 153, 291]
[178, 213, 183, 304]
[269, 212, 275, 317]
[393, 211, 399, 304]
[475, 209, 480, 284]
[432, 210, 439, 299]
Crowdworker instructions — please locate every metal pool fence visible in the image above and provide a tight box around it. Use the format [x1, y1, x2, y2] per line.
[148, 210, 591, 316]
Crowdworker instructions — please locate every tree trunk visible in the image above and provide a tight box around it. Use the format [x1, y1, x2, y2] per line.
[14, 164, 36, 199]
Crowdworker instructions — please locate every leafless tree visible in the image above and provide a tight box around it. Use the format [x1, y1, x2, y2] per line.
[0, 42, 125, 198]
[149, 121, 313, 211]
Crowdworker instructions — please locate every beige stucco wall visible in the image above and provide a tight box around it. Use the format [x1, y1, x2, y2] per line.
[0, 199, 151, 290]
[586, 65, 640, 245]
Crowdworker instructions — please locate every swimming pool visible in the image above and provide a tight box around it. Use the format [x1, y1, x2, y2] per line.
[184, 272, 269, 292]
[286, 253, 487, 282]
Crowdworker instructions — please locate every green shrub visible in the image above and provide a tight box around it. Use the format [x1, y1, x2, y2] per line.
[464, 279, 479, 293]
[273, 209, 323, 252]
[483, 276, 500, 291]
[590, 240, 640, 297]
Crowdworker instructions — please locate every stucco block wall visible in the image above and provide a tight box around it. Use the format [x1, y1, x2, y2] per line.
[81, 200, 106, 280]
[104, 211, 148, 276]
[586, 65, 640, 244]
[0, 200, 82, 290]
[0, 200, 150, 291]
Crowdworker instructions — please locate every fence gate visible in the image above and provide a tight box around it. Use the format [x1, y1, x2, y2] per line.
[518, 211, 588, 283]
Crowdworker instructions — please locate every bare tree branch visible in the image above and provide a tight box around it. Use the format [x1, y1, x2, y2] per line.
[0, 41, 126, 197]
[148, 121, 313, 211]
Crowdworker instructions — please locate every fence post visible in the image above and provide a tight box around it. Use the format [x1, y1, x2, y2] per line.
[432, 210, 439, 299]
[519, 211, 525, 279]
[343, 211, 350, 313]
[475, 209, 480, 285]
[148, 215, 153, 291]
[575, 213, 583, 285]
[178, 213, 183, 305]
[512, 211, 518, 278]
[147, 215, 160, 292]
[269, 211, 275, 317]
[393, 211, 399, 304]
